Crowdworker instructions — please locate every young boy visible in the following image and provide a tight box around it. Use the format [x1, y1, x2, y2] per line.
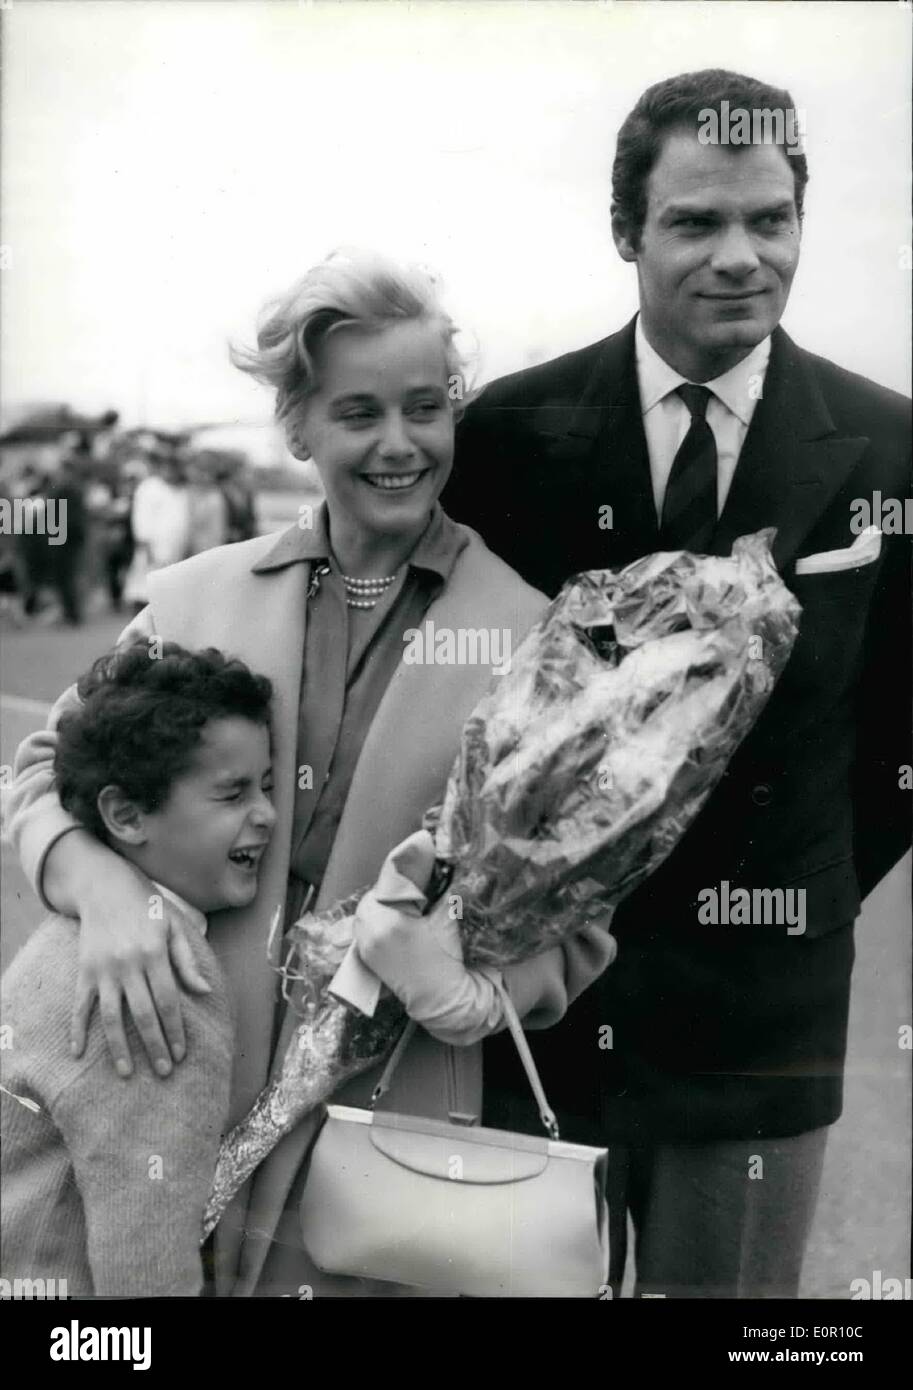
[1, 641, 275, 1296]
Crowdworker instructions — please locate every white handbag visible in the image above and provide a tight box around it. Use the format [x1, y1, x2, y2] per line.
[299, 980, 610, 1298]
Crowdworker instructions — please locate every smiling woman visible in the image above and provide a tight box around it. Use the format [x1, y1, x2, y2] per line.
[291, 319, 457, 580]
[231, 251, 472, 583]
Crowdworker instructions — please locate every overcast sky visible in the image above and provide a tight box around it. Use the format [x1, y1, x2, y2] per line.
[2, 0, 910, 429]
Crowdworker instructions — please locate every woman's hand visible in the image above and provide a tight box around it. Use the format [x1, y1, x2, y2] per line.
[352, 831, 620, 1043]
[45, 830, 210, 1077]
[352, 831, 504, 1046]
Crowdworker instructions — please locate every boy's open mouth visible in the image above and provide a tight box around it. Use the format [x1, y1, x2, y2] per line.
[228, 844, 266, 871]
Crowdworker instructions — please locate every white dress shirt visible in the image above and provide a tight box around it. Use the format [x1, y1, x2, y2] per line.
[634, 315, 771, 522]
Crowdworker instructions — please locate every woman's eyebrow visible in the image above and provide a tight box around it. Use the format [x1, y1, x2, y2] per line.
[329, 391, 377, 407]
[403, 384, 446, 398]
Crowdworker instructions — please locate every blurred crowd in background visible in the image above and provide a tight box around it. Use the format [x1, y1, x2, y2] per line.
[0, 408, 272, 629]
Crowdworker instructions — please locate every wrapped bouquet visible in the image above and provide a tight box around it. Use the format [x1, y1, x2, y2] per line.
[202, 530, 801, 1238]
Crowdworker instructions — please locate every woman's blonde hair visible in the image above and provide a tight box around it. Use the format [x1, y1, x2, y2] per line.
[231, 249, 474, 455]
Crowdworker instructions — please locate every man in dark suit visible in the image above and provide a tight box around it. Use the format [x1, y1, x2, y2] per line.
[442, 69, 911, 1297]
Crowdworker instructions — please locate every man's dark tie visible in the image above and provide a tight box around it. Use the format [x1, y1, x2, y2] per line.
[659, 384, 718, 553]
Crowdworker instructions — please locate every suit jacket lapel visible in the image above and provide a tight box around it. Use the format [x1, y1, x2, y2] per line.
[712, 327, 869, 570]
[552, 317, 659, 566]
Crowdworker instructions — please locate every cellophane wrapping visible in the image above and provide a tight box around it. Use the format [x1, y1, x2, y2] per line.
[202, 530, 800, 1238]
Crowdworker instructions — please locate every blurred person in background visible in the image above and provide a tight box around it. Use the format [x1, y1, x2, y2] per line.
[99, 466, 139, 613]
[216, 455, 258, 543]
[0, 474, 22, 622]
[46, 454, 88, 626]
[12, 463, 51, 618]
[84, 468, 117, 611]
[123, 449, 191, 613]
[186, 451, 229, 556]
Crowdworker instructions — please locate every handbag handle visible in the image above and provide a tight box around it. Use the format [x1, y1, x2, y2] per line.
[370, 977, 561, 1141]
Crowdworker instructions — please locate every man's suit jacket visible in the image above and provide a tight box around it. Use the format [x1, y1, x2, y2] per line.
[443, 316, 911, 1142]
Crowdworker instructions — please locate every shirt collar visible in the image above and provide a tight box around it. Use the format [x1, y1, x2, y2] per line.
[152, 881, 208, 937]
[635, 314, 771, 427]
[250, 499, 465, 584]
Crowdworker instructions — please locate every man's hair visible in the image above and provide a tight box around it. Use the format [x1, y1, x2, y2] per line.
[55, 642, 273, 841]
[612, 69, 809, 249]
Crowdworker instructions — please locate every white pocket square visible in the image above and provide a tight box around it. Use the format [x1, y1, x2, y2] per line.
[794, 526, 882, 576]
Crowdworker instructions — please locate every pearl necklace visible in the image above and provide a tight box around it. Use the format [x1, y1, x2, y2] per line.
[341, 572, 398, 610]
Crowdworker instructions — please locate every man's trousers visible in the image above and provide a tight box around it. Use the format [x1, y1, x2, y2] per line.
[606, 1128, 829, 1298]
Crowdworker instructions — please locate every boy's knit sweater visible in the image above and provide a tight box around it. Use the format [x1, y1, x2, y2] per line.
[1, 911, 233, 1296]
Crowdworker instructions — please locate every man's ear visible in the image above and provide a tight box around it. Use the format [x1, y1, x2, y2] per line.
[611, 207, 639, 264]
[96, 785, 149, 848]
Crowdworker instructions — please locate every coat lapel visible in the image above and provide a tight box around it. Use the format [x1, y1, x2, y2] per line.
[711, 328, 870, 570]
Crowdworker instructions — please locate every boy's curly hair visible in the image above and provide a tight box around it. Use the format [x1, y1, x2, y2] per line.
[54, 641, 273, 842]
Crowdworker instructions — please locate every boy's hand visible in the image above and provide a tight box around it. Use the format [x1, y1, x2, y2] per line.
[53, 835, 211, 1077]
